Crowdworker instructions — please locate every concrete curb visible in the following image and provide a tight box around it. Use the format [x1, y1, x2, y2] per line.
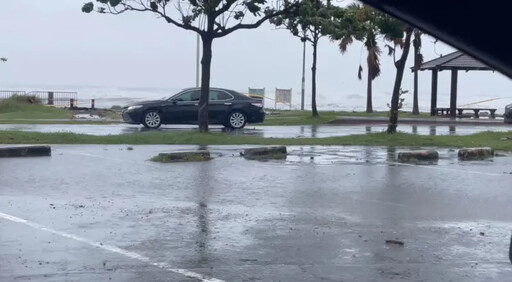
[458, 147, 494, 160]
[242, 146, 287, 160]
[397, 150, 439, 162]
[151, 151, 211, 163]
[0, 146, 51, 158]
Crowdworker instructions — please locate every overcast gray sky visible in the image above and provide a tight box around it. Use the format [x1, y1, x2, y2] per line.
[0, 0, 511, 110]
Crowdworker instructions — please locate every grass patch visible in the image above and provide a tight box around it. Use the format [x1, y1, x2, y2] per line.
[242, 146, 287, 160]
[0, 95, 72, 119]
[1, 130, 511, 151]
[0, 95, 124, 121]
[262, 110, 337, 125]
[150, 151, 212, 163]
[261, 110, 432, 126]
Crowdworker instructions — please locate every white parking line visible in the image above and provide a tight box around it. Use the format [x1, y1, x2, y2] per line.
[0, 212, 225, 282]
[64, 151, 123, 162]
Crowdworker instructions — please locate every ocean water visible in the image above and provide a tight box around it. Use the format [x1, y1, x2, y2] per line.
[2, 84, 511, 114]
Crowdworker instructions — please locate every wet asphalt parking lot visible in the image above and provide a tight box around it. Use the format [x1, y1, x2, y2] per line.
[1, 145, 512, 281]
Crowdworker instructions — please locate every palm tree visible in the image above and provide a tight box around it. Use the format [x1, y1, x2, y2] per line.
[412, 30, 423, 114]
[338, 5, 382, 113]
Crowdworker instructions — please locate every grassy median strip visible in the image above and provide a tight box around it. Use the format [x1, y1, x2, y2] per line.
[0, 103, 72, 120]
[1, 130, 511, 151]
[0, 95, 122, 123]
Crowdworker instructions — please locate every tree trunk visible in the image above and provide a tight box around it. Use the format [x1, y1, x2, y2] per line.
[311, 34, 319, 118]
[412, 44, 420, 115]
[366, 59, 373, 113]
[387, 27, 414, 133]
[198, 36, 213, 132]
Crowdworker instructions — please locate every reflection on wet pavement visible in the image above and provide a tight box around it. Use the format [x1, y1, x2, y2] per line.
[0, 123, 511, 137]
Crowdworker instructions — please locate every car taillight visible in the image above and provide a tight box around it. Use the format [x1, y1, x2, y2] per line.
[251, 102, 263, 107]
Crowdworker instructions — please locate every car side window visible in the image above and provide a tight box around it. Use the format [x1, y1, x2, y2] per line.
[175, 90, 200, 102]
[191, 91, 200, 101]
[209, 90, 233, 101]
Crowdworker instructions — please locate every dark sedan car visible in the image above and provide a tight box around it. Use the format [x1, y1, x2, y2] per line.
[122, 87, 265, 129]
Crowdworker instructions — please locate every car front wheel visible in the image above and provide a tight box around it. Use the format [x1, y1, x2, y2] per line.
[227, 111, 247, 129]
[142, 110, 162, 129]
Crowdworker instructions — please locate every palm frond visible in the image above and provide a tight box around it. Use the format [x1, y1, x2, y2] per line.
[414, 53, 424, 70]
[413, 30, 422, 49]
[384, 44, 394, 56]
[339, 35, 353, 54]
[367, 45, 381, 80]
[394, 38, 404, 48]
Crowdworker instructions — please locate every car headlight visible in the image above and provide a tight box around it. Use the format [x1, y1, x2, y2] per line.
[127, 105, 143, 111]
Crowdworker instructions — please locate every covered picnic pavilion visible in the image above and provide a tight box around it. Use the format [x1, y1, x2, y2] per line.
[413, 50, 493, 117]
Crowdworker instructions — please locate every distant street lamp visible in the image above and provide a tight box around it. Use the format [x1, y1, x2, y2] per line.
[301, 37, 306, 111]
[196, 34, 200, 87]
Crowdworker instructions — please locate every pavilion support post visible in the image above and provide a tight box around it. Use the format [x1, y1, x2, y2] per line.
[450, 69, 458, 118]
[413, 67, 419, 115]
[430, 69, 438, 116]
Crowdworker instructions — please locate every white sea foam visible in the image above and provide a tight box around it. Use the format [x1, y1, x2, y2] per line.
[2, 84, 511, 114]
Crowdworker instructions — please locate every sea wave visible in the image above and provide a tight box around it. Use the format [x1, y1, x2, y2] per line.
[2, 84, 511, 114]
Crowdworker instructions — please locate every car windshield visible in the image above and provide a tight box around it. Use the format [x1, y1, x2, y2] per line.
[161, 90, 184, 101]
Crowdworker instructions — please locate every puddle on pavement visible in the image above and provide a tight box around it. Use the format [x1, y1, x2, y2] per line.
[0, 124, 510, 138]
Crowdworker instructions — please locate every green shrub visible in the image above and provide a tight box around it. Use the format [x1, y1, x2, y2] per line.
[0, 95, 42, 111]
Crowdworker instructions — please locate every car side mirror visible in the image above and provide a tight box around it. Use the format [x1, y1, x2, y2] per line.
[170, 99, 177, 105]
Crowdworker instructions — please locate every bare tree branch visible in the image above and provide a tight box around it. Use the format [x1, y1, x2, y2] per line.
[214, 0, 237, 18]
[114, 3, 203, 34]
[215, 4, 297, 38]
[214, 21, 226, 32]
[174, 1, 184, 22]
[222, 1, 243, 27]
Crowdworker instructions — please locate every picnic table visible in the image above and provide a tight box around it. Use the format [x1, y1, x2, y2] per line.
[435, 107, 497, 119]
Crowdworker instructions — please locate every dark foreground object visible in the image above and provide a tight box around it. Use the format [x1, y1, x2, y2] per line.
[0, 146, 51, 158]
[359, 0, 512, 78]
[242, 146, 287, 160]
[150, 151, 211, 163]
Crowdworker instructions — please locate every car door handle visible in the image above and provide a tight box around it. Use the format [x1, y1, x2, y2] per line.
[194, 103, 198, 106]
[224, 102, 232, 106]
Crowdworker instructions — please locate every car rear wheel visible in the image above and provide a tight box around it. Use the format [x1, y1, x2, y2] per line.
[142, 110, 162, 129]
[227, 111, 247, 129]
